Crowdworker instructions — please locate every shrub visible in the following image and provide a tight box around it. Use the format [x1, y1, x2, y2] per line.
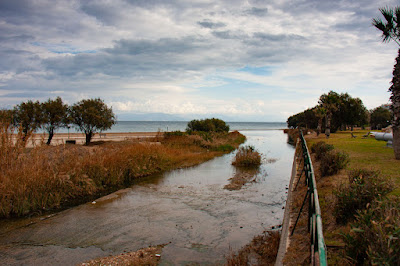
[164, 130, 185, 138]
[215, 144, 235, 152]
[186, 118, 229, 133]
[232, 145, 262, 167]
[319, 150, 349, 177]
[311, 141, 334, 160]
[343, 199, 400, 265]
[334, 169, 392, 224]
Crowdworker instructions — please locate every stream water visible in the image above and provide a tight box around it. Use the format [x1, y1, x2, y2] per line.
[0, 130, 294, 265]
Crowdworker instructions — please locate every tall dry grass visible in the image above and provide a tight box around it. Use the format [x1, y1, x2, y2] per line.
[0, 125, 245, 218]
[232, 145, 262, 167]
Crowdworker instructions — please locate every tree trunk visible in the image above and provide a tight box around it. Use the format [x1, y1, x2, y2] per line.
[390, 48, 400, 159]
[325, 113, 331, 138]
[85, 132, 93, 145]
[46, 129, 54, 145]
[317, 118, 322, 136]
[393, 127, 400, 159]
[22, 128, 28, 142]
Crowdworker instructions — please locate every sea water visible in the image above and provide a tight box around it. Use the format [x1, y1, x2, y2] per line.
[54, 121, 287, 133]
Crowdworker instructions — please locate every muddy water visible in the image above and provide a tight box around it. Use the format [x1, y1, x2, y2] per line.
[0, 130, 294, 265]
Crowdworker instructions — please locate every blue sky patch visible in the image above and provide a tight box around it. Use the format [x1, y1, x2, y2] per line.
[238, 66, 274, 76]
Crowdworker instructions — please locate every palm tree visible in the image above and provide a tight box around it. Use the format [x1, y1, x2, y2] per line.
[319, 91, 340, 138]
[373, 6, 400, 159]
[314, 106, 326, 136]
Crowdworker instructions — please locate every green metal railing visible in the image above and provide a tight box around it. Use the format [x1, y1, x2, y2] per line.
[292, 130, 328, 266]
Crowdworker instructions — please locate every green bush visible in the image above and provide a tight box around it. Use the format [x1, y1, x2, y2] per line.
[334, 169, 392, 224]
[343, 199, 400, 265]
[319, 150, 349, 177]
[164, 130, 185, 138]
[232, 145, 262, 167]
[311, 141, 334, 160]
[214, 144, 235, 152]
[186, 118, 229, 133]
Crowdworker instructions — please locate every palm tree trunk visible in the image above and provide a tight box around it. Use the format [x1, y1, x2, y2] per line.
[325, 113, 331, 138]
[317, 117, 322, 136]
[390, 49, 400, 159]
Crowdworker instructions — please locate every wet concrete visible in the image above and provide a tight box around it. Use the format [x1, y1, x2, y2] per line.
[0, 130, 294, 265]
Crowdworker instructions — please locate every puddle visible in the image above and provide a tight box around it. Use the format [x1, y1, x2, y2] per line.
[0, 130, 294, 265]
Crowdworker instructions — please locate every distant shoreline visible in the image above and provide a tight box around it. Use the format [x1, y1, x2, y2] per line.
[33, 121, 287, 134]
[24, 132, 160, 147]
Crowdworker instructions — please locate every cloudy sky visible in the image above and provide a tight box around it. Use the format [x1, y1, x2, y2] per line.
[0, 0, 399, 121]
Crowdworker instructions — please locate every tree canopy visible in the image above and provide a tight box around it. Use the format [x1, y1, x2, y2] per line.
[70, 98, 116, 145]
[287, 91, 368, 133]
[186, 118, 230, 133]
[13, 100, 42, 141]
[41, 97, 69, 145]
[370, 106, 392, 130]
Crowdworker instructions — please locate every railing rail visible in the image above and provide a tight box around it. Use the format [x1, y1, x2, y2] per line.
[295, 130, 328, 265]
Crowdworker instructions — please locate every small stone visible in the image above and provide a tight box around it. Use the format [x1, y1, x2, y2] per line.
[92, 201, 96, 204]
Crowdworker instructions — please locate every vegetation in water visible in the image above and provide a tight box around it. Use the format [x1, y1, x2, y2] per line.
[232, 145, 262, 167]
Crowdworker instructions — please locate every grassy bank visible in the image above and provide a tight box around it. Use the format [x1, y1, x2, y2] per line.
[0, 128, 245, 218]
[304, 130, 400, 264]
[306, 130, 400, 195]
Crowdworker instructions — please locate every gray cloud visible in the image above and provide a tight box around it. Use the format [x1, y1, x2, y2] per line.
[212, 30, 248, 40]
[197, 20, 226, 29]
[245, 7, 268, 17]
[252, 32, 307, 43]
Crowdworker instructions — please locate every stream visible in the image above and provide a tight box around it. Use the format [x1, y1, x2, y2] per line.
[0, 130, 294, 265]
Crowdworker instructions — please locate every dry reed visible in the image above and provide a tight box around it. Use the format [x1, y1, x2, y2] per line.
[0, 124, 245, 218]
[232, 145, 262, 167]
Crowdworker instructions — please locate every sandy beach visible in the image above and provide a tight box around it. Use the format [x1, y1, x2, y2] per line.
[24, 132, 162, 147]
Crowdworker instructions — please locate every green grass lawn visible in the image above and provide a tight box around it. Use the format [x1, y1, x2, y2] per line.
[307, 130, 400, 195]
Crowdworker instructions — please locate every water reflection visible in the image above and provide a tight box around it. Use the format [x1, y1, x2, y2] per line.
[224, 166, 261, 190]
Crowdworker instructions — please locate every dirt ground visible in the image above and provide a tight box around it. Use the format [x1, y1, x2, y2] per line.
[79, 245, 165, 266]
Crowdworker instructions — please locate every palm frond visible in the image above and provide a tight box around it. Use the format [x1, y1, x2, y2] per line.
[373, 6, 400, 46]
[380, 6, 395, 25]
[373, 19, 392, 42]
[395, 6, 400, 23]
[395, 7, 400, 38]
